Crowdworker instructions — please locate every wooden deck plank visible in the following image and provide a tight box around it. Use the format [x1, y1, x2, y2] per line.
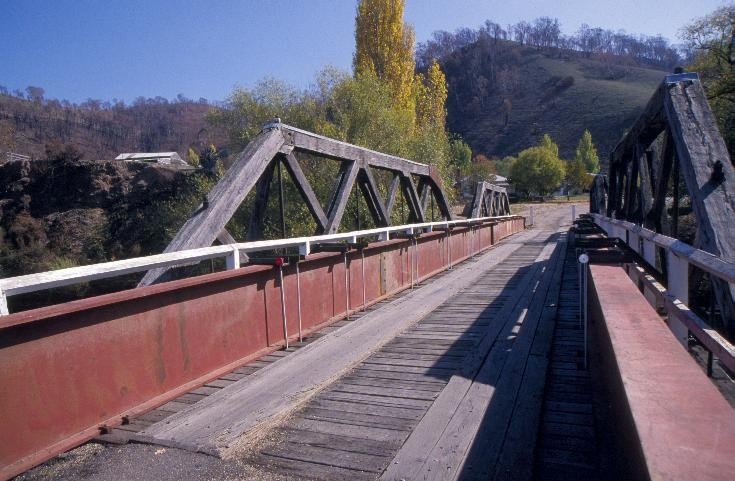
[380, 231, 566, 481]
[329, 383, 439, 401]
[339, 375, 445, 392]
[457, 239, 567, 481]
[491, 236, 569, 481]
[308, 398, 424, 421]
[289, 417, 411, 444]
[299, 407, 415, 431]
[319, 391, 433, 410]
[256, 452, 377, 481]
[278, 427, 402, 455]
[261, 440, 390, 473]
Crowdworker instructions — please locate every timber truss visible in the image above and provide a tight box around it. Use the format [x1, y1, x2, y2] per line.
[467, 181, 510, 218]
[599, 72, 735, 325]
[140, 122, 454, 285]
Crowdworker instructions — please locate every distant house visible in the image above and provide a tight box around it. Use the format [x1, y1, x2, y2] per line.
[115, 152, 189, 166]
[2, 151, 31, 163]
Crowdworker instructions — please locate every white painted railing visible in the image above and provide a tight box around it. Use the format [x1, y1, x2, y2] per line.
[590, 213, 735, 372]
[0, 215, 519, 316]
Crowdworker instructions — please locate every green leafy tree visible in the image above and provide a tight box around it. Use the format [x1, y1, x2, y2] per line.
[540, 133, 559, 158]
[680, 6, 735, 156]
[510, 135, 565, 197]
[566, 158, 591, 191]
[208, 78, 322, 151]
[492, 156, 515, 178]
[327, 72, 414, 155]
[574, 129, 600, 173]
[448, 136, 472, 173]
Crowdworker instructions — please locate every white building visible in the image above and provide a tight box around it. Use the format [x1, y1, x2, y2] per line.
[115, 152, 188, 166]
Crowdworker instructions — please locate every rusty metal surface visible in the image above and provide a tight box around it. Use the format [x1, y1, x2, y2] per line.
[588, 265, 735, 481]
[0, 218, 525, 480]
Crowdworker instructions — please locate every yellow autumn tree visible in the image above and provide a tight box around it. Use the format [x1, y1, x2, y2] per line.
[415, 59, 448, 129]
[354, 0, 416, 113]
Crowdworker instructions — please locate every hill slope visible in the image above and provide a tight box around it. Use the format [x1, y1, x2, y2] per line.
[440, 40, 666, 165]
[0, 95, 228, 161]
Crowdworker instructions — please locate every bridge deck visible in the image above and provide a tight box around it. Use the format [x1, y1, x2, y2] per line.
[18, 205, 589, 481]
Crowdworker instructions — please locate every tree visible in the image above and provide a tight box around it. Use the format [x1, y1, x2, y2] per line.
[566, 158, 591, 192]
[514, 21, 532, 45]
[540, 133, 559, 157]
[510, 135, 565, 197]
[25, 86, 44, 104]
[467, 154, 496, 181]
[44, 140, 82, 162]
[448, 136, 472, 173]
[680, 6, 735, 156]
[574, 129, 600, 173]
[354, 0, 416, 112]
[415, 60, 448, 129]
[328, 72, 414, 156]
[492, 156, 515, 178]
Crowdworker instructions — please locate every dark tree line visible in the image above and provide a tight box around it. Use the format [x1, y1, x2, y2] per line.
[417, 17, 683, 71]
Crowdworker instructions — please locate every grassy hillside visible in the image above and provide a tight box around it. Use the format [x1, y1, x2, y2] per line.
[441, 42, 666, 167]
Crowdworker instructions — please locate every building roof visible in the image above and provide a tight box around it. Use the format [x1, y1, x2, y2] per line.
[115, 152, 188, 166]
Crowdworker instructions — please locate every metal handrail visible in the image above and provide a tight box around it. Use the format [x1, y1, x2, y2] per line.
[589, 214, 735, 284]
[589, 213, 735, 373]
[0, 215, 520, 315]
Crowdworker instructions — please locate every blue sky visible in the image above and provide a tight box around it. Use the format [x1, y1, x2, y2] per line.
[1, 0, 728, 104]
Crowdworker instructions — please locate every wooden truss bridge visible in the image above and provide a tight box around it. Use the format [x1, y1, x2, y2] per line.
[1, 73, 734, 481]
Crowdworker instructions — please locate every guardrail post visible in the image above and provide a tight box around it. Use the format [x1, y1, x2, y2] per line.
[225, 246, 240, 270]
[628, 229, 640, 255]
[666, 251, 690, 346]
[642, 238, 656, 266]
[278, 262, 289, 349]
[572, 205, 576, 224]
[579, 253, 589, 369]
[361, 249, 366, 310]
[529, 207, 534, 226]
[344, 252, 350, 320]
[447, 229, 453, 270]
[296, 261, 303, 342]
[613, 223, 624, 241]
[414, 238, 420, 284]
[410, 239, 415, 289]
[0, 290, 8, 316]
